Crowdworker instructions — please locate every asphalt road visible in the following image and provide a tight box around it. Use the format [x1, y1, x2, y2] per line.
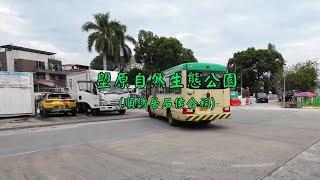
[0, 108, 319, 180]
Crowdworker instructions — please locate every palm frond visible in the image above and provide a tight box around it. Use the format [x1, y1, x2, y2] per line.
[125, 35, 136, 45]
[87, 31, 100, 52]
[82, 21, 100, 32]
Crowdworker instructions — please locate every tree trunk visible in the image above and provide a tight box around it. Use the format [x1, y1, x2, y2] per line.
[103, 53, 107, 70]
[116, 52, 121, 71]
[118, 55, 121, 71]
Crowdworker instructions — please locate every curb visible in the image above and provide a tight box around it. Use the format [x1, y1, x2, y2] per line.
[0, 115, 148, 132]
[232, 107, 320, 111]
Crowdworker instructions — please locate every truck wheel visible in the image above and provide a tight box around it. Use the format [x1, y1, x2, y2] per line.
[167, 110, 177, 126]
[77, 103, 85, 113]
[118, 109, 126, 115]
[148, 106, 155, 118]
[71, 110, 77, 116]
[92, 108, 99, 116]
[85, 105, 92, 116]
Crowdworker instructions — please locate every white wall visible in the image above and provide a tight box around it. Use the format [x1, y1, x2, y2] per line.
[0, 72, 35, 117]
[62, 65, 74, 71]
[6, 50, 49, 71]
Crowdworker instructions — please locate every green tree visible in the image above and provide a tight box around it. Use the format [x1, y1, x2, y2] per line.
[285, 60, 318, 91]
[90, 54, 103, 70]
[179, 48, 197, 64]
[228, 45, 285, 93]
[267, 43, 276, 51]
[90, 54, 117, 70]
[134, 30, 159, 72]
[82, 12, 135, 70]
[127, 68, 148, 85]
[82, 13, 114, 70]
[111, 22, 136, 70]
[134, 29, 197, 73]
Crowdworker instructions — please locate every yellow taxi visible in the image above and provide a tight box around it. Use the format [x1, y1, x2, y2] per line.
[39, 93, 77, 117]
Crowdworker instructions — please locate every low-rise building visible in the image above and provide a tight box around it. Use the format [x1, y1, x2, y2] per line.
[62, 64, 89, 73]
[0, 44, 67, 92]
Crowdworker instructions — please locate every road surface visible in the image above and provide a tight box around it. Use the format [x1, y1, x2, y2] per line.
[0, 108, 319, 179]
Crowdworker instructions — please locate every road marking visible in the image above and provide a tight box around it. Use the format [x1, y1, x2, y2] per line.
[232, 107, 320, 111]
[171, 161, 185, 166]
[231, 163, 275, 168]
[0, 117, 149, 136]
[0, 118, 150, 159]
[0, 141, 99, 159]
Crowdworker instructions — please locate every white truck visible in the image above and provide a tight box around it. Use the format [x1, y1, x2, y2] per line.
[67, 70, 128, 115]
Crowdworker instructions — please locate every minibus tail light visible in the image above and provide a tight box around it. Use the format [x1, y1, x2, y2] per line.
[223, 106, 230, 112]
[183, 108, 194, 114]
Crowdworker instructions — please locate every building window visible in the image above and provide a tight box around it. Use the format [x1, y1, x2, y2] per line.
[49, 63, 61, 71]
[35, 73, 46, 80]
[37, 61, 45, 70]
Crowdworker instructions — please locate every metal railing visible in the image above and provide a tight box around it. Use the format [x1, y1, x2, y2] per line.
[34, 87, 66, 93]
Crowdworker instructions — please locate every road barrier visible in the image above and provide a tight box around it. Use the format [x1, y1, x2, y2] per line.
[240, 98, 256, 106]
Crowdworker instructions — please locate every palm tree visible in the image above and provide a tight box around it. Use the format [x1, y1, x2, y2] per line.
[82, 12, 135, 70]
[111, 22, 136, 70]
[82, 13, 113, 70]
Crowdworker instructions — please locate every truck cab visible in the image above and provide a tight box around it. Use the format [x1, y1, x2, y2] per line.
[67, 70, 128, 115]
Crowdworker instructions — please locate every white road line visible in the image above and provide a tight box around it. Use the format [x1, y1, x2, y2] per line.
[231, 163, 275, 168]
[0, 140, 102, 159]
[232, 107, 320, 111]
[0, 117, 151, 159]
[0, 117, 149, 136]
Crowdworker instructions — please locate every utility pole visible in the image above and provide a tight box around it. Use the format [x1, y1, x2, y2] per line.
[283, 63, 286, 108]
[240, 71, 243, 97]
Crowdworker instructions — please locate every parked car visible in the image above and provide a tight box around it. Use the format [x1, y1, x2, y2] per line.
[278, 91, 293, 102]
[256, 93, 268, 103]
[38, 93, 77, 117]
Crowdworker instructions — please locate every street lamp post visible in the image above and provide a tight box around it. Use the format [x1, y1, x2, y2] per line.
[283, 63, 286, 108]
[240, 71, 243, 97]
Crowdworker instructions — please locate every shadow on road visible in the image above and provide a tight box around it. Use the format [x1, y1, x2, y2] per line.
[152, 116, 229, 131]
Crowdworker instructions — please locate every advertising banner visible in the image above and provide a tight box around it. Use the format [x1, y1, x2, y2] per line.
[0, 71, 32, 88]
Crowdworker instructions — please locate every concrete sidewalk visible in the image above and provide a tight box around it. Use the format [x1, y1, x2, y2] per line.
[0, 109, 148, 131]
[232, 100, 320, 111]
[264, 138, 320, 180]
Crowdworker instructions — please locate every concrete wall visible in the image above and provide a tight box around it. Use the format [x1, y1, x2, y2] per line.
[5, 50, 49, 71]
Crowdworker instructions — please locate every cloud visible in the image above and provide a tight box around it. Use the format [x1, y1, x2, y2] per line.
[1, 0, 320, 67]
[175, 32, 217, 46]
[278, 37, 320, 64]
[227, 15, 250, 24]
[117, 1, 180, 19]
[23, 40, 87, 64]
[0, 1, 89, 65]
[0, 4, 28, 36]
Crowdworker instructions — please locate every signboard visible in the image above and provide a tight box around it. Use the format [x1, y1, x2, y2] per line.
[0, 71, 32, 88]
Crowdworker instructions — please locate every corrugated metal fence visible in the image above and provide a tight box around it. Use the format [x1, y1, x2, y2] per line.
[298, 96, 320, 107]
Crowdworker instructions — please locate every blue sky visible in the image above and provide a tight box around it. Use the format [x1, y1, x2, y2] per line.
[1, 0, 320, 66]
